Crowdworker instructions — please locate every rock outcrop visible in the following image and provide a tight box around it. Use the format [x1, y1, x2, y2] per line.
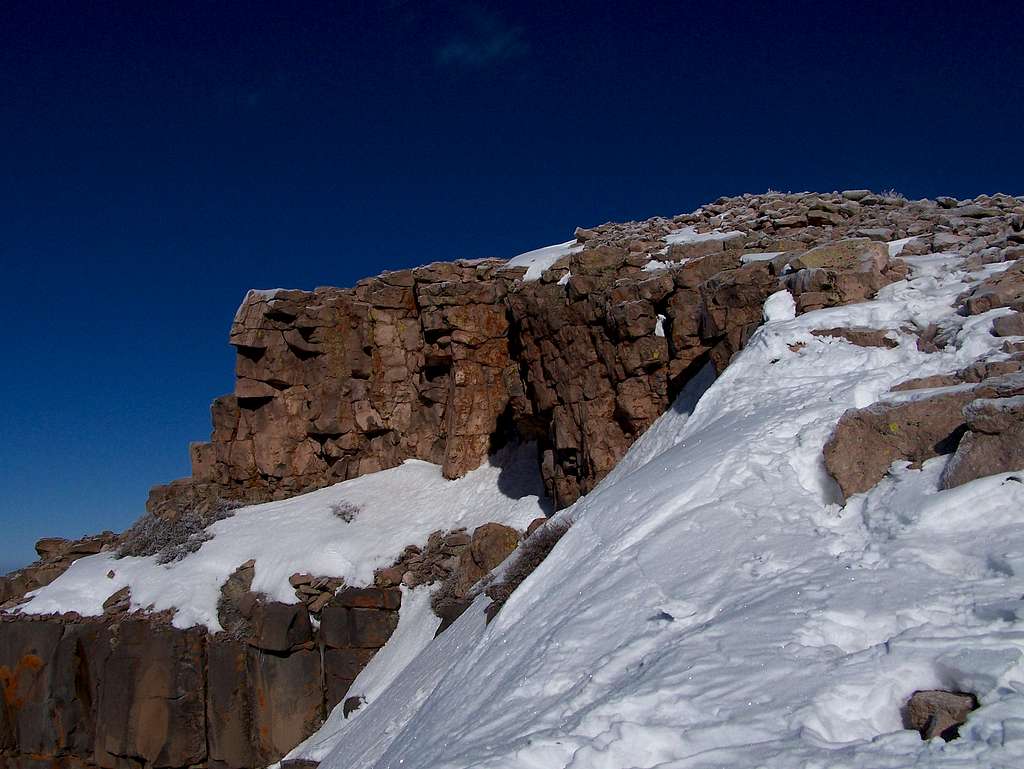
[1, 520, 525, 769]
[1, 533, 118, 611]
[0, 588, 402, 769]
[148, 190, 1022, 515]
[825, 371, 1024, 500]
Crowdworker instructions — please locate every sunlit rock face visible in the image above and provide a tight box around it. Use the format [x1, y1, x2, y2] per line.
[150, 191, 1024, 515]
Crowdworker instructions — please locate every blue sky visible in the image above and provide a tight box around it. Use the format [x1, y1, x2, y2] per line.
[2, 0, 1022, 572]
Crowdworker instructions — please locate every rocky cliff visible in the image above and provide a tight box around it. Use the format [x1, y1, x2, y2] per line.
[5, 190, 1024, 769]
[147, 188, 1010, 517]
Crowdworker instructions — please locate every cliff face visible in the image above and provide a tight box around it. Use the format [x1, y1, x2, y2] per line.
[6, 191, 1024, 769]
[150, 189, 979, 517]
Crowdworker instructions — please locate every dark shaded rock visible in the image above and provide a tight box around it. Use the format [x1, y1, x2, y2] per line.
[349, 609, 399, 648]
[324, 648, 375, 711]
[941, 396, 1024, 488]
[0, 621, 101, 757]
[281, 760, 321, 769]
[207, 638, 323, 768]
[342, 695, 365, 718]
[93, 621, 206, 769]
[904, 690, 977, 741]
[248, 602, 312, 652]
[318, 605, 350, 649]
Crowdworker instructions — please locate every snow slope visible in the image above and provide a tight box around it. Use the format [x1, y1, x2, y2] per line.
[312, 250, 1024, 768]
[20, 443, 547, 630]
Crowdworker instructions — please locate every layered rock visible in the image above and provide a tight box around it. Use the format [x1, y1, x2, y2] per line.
[147, 190, 1022, 514]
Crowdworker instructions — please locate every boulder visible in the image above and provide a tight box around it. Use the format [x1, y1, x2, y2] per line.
[941, 396, 1024, 488]
[959, 261, 1024, 315]
[904, 690, 977, 741]
[992, 311, 1024, 337]
[471, 523, 521, 574]
[824, 390, 976, 499]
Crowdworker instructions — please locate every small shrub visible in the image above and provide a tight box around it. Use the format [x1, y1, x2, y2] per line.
[429, 570, 463, 616]
[330, 500, 361, 523]
[880, 188, 906, 202]
[485, 518, 572, 613]
[117, 498, 243, 564]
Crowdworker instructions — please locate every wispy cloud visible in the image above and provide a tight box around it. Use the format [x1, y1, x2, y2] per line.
[435, 6, 529, 68]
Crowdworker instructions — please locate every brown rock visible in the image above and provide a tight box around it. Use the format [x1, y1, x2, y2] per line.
[960, 261, 1024, 315]
[904, 690, 977, 741]
[94, 621, 207, 769]
[248, 602, 312, 652]
[941, 396, 1024, 488]
[470, 523, 521, 573]
[992, 311, 1024, 337]
[101, 586, 131, 615]
[811, 327, 898, 348]
[824, 391, 975, 499]
[349, 608, 399, 648]
[333, 586, 402, 610]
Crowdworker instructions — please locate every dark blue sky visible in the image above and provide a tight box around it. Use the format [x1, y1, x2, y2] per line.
[2, 0, 1021, 572]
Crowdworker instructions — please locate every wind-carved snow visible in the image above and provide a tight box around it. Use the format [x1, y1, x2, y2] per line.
[20, 442, 547, 630]
[505, 239, 583, 281]
[314, 247, 1024, 768]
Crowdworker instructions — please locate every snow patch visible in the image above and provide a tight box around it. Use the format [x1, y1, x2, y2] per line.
[20, 443, 547, 631]
[505, 240, 583, 282]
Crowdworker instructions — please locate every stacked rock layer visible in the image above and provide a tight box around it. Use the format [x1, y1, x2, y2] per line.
[150, 191, 1024, 512]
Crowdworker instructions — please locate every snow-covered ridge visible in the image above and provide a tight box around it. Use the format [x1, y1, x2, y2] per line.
[20, 442, 547, 630]
[307, 246, 1024, 768]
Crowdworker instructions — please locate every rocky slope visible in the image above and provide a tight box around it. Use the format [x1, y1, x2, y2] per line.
[3, 190, 1024, 769]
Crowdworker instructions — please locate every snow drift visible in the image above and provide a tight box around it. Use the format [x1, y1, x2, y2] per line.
[304, 250, 1024, 768]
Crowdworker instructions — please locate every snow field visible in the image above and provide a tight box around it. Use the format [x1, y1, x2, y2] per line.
[312, 246, 1024, 768]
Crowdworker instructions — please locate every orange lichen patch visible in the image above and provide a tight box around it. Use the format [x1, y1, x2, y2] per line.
[2, 654, 49, 707]
[1, 664, 17, 705]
